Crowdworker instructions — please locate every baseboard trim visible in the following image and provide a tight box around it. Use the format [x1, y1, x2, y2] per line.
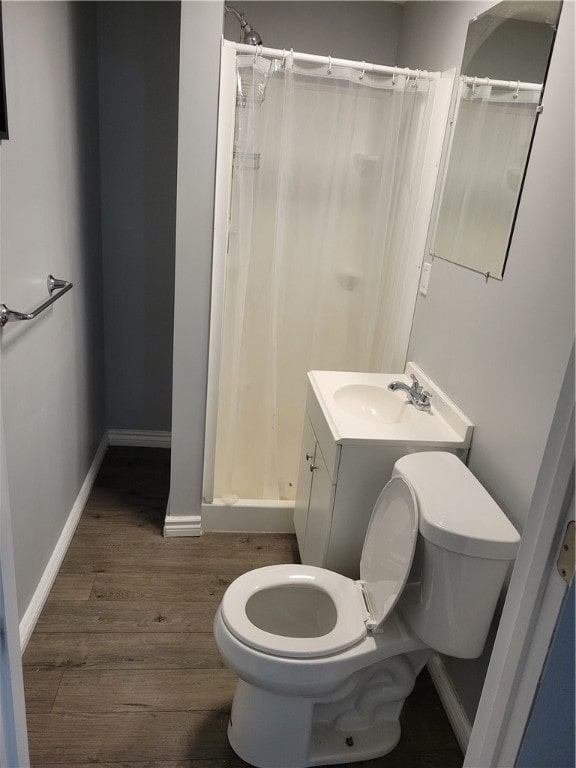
[427, 652, 472, 754]
[163, 514, 203, 537]
[201, 499, 295, 533]
[19, 432, 108, 651]
[108, 429, 171, 448]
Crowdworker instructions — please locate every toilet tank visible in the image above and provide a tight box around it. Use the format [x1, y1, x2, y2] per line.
[393, 452, 520, 659]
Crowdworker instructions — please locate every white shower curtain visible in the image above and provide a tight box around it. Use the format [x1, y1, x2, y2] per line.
[215, 54, 437, 502]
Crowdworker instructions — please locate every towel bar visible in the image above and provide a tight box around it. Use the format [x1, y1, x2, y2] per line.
[0, 275, 73, 327]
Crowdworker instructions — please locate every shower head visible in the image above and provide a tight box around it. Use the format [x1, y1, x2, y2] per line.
[241, 21, 263, 47]
[225, 4, 263, 46]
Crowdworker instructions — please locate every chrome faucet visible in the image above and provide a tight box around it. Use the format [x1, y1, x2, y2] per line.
[388, 374, 432, 411]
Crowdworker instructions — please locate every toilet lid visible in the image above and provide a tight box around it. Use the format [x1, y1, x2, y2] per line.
[360, 477, 418, 630]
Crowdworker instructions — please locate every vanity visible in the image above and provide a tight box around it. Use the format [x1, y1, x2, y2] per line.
[294, 363, 474, 577]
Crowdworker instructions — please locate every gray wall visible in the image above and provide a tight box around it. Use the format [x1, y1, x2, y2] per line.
[400, 0, 574, 723]
[463, 17, 556, 82]
[224, 2, 402, 63]
[397, 1, 492, 73]
[97, 2, 180, 432]
[1, 1, 106, 617]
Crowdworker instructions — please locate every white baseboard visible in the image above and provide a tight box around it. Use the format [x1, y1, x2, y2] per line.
[108, 429, 171, 448]
[163, 513, 202, 537]
[19, 432, 108, 651]
[427, 652, 472, 754]
[164, 500, 295, 536]
[201, 499, 295, 533]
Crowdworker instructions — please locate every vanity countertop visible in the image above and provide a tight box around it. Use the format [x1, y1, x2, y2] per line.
[307, 363, 474, 448]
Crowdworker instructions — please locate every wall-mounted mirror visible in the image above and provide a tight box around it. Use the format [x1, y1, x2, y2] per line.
[431, 1, 562, 279]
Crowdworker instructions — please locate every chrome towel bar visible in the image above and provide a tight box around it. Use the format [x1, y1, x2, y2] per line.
[0, 275, 73, 327]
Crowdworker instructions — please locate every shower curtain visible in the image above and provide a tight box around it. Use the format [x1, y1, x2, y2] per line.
[215, 53, 438, 502]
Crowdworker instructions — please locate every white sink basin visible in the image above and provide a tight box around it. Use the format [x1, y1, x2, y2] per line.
[334, 383, 415, 424]
[308, 363, 473, 448]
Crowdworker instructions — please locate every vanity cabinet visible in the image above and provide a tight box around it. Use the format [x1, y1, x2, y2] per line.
[293, 417, 334, 567]
[294, 368, 473, 579]
[295, 409, 426, 579]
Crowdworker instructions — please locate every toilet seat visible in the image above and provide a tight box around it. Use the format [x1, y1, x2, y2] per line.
[221, 477, 419, 661]
[221, 564, 368, 659]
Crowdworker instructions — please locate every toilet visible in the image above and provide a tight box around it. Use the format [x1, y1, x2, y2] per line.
[214, 452, 520, 768]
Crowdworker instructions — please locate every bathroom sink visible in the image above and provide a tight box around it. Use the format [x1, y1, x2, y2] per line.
[333, 383, 414, 424]
[307, 364, 473, 448]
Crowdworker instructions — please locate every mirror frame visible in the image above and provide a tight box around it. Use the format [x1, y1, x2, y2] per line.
[428, 1, 562, 280]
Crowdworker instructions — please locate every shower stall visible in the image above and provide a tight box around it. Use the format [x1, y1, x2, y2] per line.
[202, 40, 452, 530]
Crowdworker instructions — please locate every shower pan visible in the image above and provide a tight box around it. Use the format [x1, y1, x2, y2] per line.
[202, 40, 453, 531]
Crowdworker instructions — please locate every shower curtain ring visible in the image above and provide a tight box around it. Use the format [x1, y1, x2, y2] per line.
[254, 44, 262, 64]
[282, 49, 287, 68]
[392, 67, 397, 86]
[359, 61, 365, 80]
[513, 80, 520, 99]
[472, 76, 477, 96]
[327, 55, 332, 75]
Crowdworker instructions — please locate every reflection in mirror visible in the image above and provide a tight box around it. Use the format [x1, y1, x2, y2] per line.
[431, 1, 562, 279]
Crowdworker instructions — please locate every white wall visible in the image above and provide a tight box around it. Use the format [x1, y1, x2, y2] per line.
[168, 0, 223, 521]
[1, 1, 106, 617]
[403, 0, 574, 534]
[97, 2, 180, 432]
[400, 0, 574, 723]
[223, 1, 402, 63]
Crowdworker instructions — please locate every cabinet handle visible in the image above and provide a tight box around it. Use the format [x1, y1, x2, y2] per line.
[306, 453, 314, 461]
[309, 464, 317, 472]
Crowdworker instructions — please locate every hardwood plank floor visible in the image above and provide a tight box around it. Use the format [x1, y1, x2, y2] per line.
[24, 632, 225, 670]
[23, 446, 463, 768]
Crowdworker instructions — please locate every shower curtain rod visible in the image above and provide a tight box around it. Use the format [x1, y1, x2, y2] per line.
[228, 40, 441, 81]
[461, 75, 542, 92]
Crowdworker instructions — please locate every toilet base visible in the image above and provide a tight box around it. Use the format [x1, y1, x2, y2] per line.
[228, 682, 315, 768]
[308, 718, 400, 766]
[229, 702, 402, 768]
[227, 650, 429, 768]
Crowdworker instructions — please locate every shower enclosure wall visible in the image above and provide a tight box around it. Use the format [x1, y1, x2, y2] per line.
[202, 41, 453, 531]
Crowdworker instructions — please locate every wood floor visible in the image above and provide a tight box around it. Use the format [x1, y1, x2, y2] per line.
[23, 447, 463, 768]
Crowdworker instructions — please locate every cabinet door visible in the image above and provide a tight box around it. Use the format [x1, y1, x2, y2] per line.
[301, 444, 334, 567]
[294, 417, 317, 553]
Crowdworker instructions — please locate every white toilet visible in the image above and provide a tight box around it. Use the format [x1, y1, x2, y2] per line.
[214, 452, 520, 768]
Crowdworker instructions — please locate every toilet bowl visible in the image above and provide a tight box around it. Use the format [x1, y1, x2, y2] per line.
[214, 452, 520, 768]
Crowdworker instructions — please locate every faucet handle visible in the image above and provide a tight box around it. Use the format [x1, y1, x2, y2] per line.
[417, 390, 432, 410]
[409, 373, 423, 394]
